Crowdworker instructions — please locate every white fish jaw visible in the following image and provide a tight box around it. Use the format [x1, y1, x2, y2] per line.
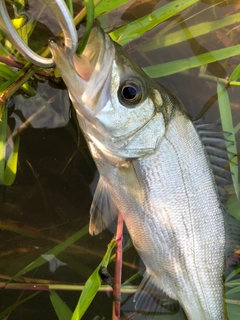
[48, 27, 114, 118]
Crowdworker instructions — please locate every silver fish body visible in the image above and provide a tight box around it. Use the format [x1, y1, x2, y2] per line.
[49, 27, 227, 319]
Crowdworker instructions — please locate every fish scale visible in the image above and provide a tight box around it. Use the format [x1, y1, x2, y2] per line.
[49, 26, 230, 319]
[131, 112, 225, 319]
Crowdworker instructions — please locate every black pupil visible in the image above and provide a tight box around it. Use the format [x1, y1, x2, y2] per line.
[122, 86, 137, 100]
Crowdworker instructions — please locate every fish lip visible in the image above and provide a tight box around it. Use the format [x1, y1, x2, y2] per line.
[48, 26, 106, 78]
[48, 27, 110, 112]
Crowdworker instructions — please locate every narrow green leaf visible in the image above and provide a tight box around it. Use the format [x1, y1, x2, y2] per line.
[94, 0, 130, 17]
[76, 0, 95, 55]
[229, 64, 240, 82]
[143, 45, 240, 78]
[227, 303, 240, 320]
[122, 270, 144, 286]
[217, 83, 239, 200]
[0, 292, 40, 318]
[0, 104, 20, 186]
[0, 63, 35, 96]
[226, 286, 240, 296]
[227, 266, 240, 282]
[12, 224, 89, 279]
[71, 238, 116, 320]
[227, 278, 240, 287]
[66, 0, 74, 17]
[142, 13, 240, 51]
[0, 62, 16, 78]
[4, 134, 20, 186]
[0, 65, 27, 93]
[227, 193, 240, 220]
[50, 291, 73, 320]
[110, 0, 199, 46]
[0, 106, 7, 184]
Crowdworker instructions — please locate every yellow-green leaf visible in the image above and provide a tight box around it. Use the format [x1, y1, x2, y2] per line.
[217, 83, 239, 200]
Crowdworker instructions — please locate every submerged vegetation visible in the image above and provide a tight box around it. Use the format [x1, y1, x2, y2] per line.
[0, 0, 240, 319]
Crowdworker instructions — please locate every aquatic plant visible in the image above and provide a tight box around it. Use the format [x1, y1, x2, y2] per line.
[0, 0, 239, 319]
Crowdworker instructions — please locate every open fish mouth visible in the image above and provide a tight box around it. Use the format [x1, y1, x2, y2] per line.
[48, 27, 113, 114]
[48, 27, 104, 80]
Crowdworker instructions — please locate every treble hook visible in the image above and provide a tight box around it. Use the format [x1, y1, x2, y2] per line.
[0, 0, 78, 67]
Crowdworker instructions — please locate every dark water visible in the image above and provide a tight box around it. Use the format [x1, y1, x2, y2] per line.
[0, 0, 240, 319]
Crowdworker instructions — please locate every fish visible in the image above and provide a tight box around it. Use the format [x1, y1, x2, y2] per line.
[48, 26, 235, 319]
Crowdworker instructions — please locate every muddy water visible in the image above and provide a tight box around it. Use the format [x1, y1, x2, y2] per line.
[0, 0, 240, 319]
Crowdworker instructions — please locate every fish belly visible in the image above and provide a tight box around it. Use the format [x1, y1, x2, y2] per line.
[112, 114, 226, 320]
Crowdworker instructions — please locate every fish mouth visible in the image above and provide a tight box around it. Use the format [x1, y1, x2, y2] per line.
[48, 27, 112, 112]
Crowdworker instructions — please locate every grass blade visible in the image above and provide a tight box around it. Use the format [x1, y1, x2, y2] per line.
[0, 292, 40, 318]
[227, 266, 240, 282]
[110, 0, 199, 45]
[12, 224, 89, 279]
[143, 44, 240, 78]
[77, 0, 95, 55]
[4, 133, 20, 186]
[0, 106, 7, 182]
[71, 238, 116, 320]
[50, 291, 73, 320]
[229, 64, 240, 82]
[95, 0, 130, 17]
[217, 82, 239, 200]
[142, 13, 240, 51]
[66, 0, 74, 17]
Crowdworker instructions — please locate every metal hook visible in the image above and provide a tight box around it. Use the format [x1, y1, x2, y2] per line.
[0, 0, 78, 67]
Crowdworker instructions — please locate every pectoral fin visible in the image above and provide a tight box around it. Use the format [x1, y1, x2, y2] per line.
[89, 177, 119, 235]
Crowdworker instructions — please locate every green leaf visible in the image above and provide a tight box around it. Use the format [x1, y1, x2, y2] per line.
[50, 291, 73, 320]
[0, 105, 20, 186]
[110, 0, 199, 45]
[71, 238, 116, 320]
[76, 0, 95, 55]
[229, 64, 240, 82]
[66, 0, 74, 17]
[12, 224, 89, 279]
[227, 193, 240, 220]
[0, 292, 40, 318]
[227, 266, 240, 282]
[226, 285, 240, 296]
[217, 83, 239, 200]
[143, 44, 240, 78]
[94, 0, 130, 17]
[4, 133, 20, 186]
[0, 106, 7, 183]
[0, 63, 35, 96]
[142, 13, 240, 51]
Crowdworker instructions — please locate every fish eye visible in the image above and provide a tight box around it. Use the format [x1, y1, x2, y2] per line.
[118, 78, 143, 107]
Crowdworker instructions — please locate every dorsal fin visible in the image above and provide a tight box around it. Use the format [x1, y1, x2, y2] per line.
[194, 121, 236, 200]
[89, 177, 119, 235]
[195, 122, 240, 275]
[133, 272, 182, 319]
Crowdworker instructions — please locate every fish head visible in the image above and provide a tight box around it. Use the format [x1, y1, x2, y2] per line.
[49, 27, 174, 159]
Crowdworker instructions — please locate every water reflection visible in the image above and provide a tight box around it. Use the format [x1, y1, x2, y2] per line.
[0, 0, 240, 319]
[12, 82, 70, 131]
